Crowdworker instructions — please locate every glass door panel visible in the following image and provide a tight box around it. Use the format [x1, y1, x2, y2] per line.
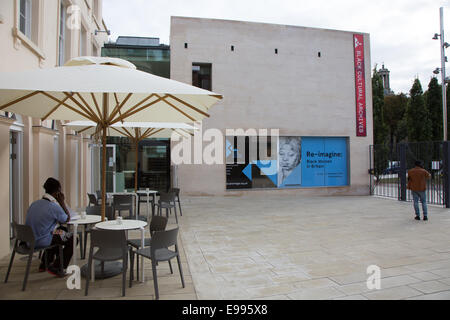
[139, 141, 170, 191]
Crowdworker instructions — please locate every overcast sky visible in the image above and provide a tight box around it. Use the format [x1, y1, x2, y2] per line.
[103, 0, 449, 95]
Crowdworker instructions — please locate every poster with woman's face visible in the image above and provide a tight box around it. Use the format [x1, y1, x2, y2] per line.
[278, 137, 302, 187]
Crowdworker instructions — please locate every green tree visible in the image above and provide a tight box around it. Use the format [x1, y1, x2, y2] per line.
[425, 77, 442, 141]
[406, 79, 431, 142]
[384, 93, 408, 149]
[372, 68, 388, 145]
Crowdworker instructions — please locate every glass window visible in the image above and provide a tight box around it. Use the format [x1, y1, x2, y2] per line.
[101, 47, 170, 78]
[58, 3, 72, 65]
[19, 0, 32, 38]
[139, 142, 171, 192]
[192, 63, 212, 91]
[58, 2, 66, 65]
[102, 137, 171, 192]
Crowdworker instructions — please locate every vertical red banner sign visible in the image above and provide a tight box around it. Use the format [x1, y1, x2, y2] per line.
[353, 34, 367, 137]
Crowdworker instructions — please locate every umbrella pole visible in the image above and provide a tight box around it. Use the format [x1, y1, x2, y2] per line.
[101, 125, 107, 221]
[101, 92, 109, 222]
[135, 139, 139, 192]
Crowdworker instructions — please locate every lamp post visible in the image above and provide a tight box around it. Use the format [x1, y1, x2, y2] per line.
[433, 7, 449, 141]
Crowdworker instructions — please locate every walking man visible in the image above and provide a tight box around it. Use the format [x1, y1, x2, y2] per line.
[407, 160, 431, 221]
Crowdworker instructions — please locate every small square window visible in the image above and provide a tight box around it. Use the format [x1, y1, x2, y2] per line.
[192, 63, 212, 91]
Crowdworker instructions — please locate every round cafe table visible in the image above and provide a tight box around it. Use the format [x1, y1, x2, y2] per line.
[136, 189, 158, 219]
[81, 219, 147, 282]
[67, 214, 102, 266]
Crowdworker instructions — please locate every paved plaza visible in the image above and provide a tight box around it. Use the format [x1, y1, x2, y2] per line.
[2, 194, 450, 300]
[180, 194, 450, 300]
[0, 220, 194, 300]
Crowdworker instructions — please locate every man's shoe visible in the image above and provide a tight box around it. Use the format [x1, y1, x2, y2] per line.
[423, 216, 428, 221]
[47, 265, 64, 278]
[415, 216, 420, 220]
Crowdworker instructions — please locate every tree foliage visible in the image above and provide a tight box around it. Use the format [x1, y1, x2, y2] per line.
[406, 79, 432, 142]
[425, 77, 442, 141]
[384, 93, 408, 147]
[372, 68, 388, 145]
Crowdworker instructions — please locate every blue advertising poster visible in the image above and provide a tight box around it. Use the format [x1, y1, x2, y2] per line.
[226, 135, 348, 189]
[301, 137, 348, 187]
[278, 137, 302, 188]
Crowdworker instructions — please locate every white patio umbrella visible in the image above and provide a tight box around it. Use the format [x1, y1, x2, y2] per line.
[0, 56, 222, 220]
[64, 121, 194, 191]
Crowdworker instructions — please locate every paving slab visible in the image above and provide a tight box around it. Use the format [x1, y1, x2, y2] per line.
[3, 194, 450, 300]
[178, 195, 450, 300]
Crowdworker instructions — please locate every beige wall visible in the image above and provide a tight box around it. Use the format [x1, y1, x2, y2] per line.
[0, 118, 16, 257]
[0, 0, 108, 259]
[170, 17, 373, 196]
[32, 126, 57, 200]
[65, 135, 80, 208]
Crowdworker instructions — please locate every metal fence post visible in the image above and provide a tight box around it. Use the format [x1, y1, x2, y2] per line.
[369, 145, 373, 195]
[443, 141, 450, 208]
[398, 143, 407, 201]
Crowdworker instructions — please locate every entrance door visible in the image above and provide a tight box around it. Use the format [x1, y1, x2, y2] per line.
[139, 140, 171, 191]
[9, 131, 22, 239]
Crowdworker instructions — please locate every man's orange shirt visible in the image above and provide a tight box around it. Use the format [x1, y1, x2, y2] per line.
[407, 167, 431, 192]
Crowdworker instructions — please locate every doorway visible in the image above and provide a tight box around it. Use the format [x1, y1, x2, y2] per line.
[139, 140, 171, 192]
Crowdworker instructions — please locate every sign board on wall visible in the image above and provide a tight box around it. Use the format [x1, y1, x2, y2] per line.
[353, 34, 367, 137]
[301, 137, 348, 187]
[226, 136, 349, 189]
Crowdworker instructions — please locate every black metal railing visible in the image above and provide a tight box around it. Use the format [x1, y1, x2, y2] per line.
[369, 141, 448, 207]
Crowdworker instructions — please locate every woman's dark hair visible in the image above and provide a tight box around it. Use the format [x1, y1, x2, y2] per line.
[43, 177, 61, 194]
[415, 160, 424, 168]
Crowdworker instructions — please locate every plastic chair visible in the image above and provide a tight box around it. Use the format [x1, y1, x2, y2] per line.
[155, 192, 178, 224]
[130, 227, 185, 300]
[4, 222, 63, 291]
[87, 193, 98, 206]
[113, 194, 134, 220]
[168, 188, 183, 216]
[127, 216, 168, 281]
[95, 190, 102, 205]
[85, 205, 114, 220]
[81, 205, 113, 259]
[85, 229, 129, 297]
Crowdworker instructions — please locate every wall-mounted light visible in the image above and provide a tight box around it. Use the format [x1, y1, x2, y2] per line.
[433, 67, 441, 75]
